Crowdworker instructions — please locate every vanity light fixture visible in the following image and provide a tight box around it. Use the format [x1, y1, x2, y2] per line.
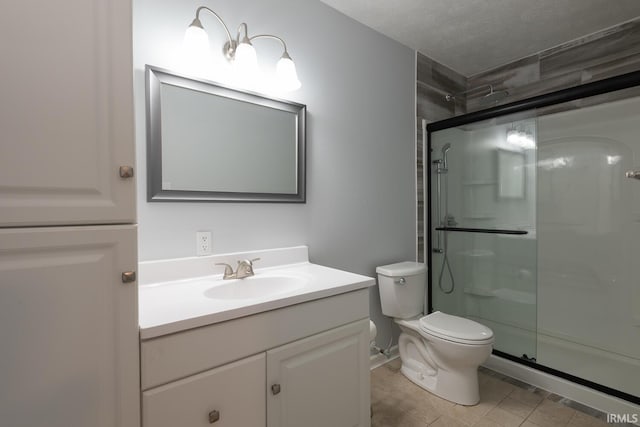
[184, 6, 301, 91]
[506, 126, 519, 145]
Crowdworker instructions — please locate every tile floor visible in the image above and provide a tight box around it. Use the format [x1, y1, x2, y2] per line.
[371, 359, 635, 427]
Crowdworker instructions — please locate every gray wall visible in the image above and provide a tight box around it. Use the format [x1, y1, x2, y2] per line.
[133, 0, 417, 348]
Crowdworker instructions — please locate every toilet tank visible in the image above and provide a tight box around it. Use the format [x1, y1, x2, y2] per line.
[376, 262, 427, 319]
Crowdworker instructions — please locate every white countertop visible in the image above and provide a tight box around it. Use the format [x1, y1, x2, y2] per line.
[138, 247, 375, 339]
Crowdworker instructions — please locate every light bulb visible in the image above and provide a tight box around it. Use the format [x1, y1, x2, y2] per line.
[182, 20, 213, 75]
[506, 128, 519, 145]
[276, 53, 301, 91]
[183, 21, 210, 57]
[233, 41, 258, 81]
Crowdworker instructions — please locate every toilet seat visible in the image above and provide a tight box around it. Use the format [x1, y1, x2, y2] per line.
[420, 311, 494, 345]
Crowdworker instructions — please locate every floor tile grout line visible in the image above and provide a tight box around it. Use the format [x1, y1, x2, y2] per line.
[370, 362, 614, 427]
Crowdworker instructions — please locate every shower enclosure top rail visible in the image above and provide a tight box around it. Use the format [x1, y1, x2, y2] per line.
[429, 70, 640, 132]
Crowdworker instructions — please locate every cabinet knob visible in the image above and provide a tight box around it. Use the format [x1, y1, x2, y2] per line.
[119, 166, 134, 178]
[271, 383, 281, 395]
[208, 409, 220, 423]
[121, 271, 136, 283]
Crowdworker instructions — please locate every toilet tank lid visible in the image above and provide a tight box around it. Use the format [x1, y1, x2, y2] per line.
[376, 261, 426, 277]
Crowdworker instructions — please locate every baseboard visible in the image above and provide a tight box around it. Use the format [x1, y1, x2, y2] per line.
[370, 345, 399, 370]
[484, 354, 640, 425]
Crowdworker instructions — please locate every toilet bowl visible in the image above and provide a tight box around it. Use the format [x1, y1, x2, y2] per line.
[376, 262, 494, 405]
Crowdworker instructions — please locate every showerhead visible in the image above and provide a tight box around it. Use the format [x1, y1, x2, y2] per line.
[441, 143, 451, 170]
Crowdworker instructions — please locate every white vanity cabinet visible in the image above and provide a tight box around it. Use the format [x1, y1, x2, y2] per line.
[140, 289, 371, 427]
[267, 320, 370, 427]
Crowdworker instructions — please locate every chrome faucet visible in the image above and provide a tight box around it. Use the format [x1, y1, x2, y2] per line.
[216, 258, 260, 280]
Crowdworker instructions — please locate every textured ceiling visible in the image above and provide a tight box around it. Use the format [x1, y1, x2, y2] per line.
[318, 0, 640, 76]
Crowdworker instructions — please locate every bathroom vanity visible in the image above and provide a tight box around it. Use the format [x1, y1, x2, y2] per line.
[139, 246, 374, 427]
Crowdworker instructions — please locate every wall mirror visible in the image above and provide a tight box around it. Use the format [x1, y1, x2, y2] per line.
[146, 65, 306, 202]
[497, 149, 526, 199]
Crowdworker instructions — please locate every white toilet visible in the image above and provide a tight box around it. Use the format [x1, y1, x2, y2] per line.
[377, 261, 494, 405]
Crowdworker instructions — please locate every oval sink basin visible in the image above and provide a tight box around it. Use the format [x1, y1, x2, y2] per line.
[203, 275, 307, 300]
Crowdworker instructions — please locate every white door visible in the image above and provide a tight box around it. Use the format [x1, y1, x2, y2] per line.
[0, 225, 139, 427]
[266, 319, 370, 427]
[0, 0, 135, 226]
[142, 354, 266, 427]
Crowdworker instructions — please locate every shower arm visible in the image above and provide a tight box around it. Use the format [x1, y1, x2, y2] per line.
[445, 84, 496, 102]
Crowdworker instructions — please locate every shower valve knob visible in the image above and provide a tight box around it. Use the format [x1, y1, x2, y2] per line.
[625, 171, 640, 179]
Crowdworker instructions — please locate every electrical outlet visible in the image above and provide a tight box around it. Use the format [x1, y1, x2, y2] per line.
[196, 231, 212, 256]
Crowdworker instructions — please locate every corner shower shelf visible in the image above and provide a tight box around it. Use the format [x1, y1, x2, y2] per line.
[435, 227, 528, 235]
[462, 180, 497, 186]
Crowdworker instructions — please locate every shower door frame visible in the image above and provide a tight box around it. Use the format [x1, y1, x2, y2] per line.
[426, 70, 640, 405]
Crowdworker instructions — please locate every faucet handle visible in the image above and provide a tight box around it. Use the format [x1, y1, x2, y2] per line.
[215, 262, 235, 279]
[234, 258, 260, 279]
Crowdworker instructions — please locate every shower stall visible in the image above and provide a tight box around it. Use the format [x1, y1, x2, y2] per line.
[426, 71, 640, 405]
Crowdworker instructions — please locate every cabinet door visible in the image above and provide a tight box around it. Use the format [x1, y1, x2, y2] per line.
[267, 319, 370, 427]
[0, 226, 139, 427]
[0, 0, 135, 226]
[142, 354, 265, 427]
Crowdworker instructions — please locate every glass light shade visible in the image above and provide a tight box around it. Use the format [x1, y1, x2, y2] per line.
[276, 55, 301, 91]
[523, 131, 535, 149]
[183, 24, 210, 58]
[182, 24, 214, 75]
[233, 41, 258, 76]
[506, 129, 519, 144]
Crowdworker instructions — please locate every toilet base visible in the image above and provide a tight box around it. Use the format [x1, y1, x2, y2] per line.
[400, 361, 480, 406]
[397, 328, 486, 406]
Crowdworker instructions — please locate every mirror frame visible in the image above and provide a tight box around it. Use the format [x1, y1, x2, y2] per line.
[145, 65, 306, 203]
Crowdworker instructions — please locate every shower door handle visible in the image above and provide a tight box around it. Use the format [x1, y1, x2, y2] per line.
[625, 171, 640, 179]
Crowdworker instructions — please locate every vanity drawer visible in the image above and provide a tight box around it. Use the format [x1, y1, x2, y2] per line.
[142, 353, 265, 427]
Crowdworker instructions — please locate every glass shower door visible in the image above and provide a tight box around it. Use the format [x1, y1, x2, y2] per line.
[427, 74, 640, 403]
[535, 92, 640, 398]
[429, 114, 538, 360]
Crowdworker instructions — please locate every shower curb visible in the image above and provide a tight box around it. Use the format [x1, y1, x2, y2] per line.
[484, 354, 640, 425]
